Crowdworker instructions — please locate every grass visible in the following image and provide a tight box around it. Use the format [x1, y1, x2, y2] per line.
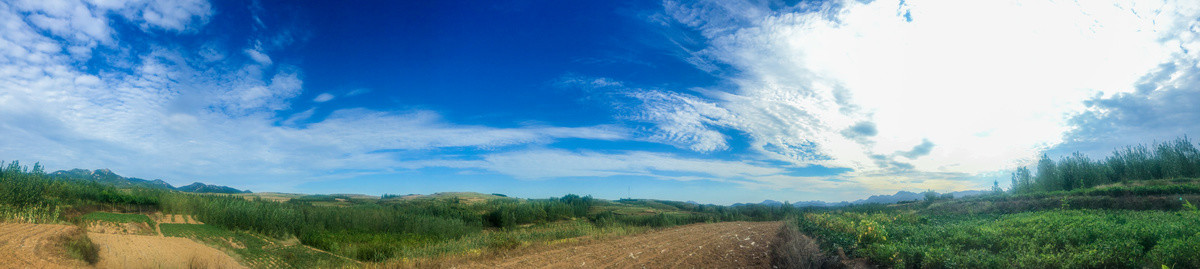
[161, 223, 358, 269]
[305, 219, 651, 263]
[0, 203, 60, 224]
[57, 225, 98, 264]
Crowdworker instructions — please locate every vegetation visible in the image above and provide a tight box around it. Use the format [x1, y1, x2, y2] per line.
[159, 192, 796, 261]
[796, 209, 1200, 268]
[11, 136, 1194, 267]
[788, 137, 1200, 268]
[161, 223, 357, 268]
[1, 160, 797, 264]
[57, 225, 98, 265]
[1011, 137, 1200, 194]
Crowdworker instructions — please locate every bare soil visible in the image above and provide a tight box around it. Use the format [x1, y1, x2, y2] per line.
[87, 221, 154, 235]
[151, 213, 204, 224]
[0, 223, 86, 269]
[459, 221, 782, 269]
[88, 233, 246, 269]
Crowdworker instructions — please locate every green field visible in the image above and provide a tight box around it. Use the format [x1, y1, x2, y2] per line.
[796, 208, 1200, 268]
[161, 223, 358, 268]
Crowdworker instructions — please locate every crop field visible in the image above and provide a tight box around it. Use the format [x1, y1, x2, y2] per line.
[796, 208, 1200, 268]
[2, 137, 1199, 268]
[0, 223, 85, 268]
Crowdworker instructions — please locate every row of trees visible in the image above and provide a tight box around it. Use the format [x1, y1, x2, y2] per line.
[1011, 137, 1200, 194]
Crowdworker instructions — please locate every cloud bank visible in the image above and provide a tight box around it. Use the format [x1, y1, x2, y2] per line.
[634, 0, 1200, 191]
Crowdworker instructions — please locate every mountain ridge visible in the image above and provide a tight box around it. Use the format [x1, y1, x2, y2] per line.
[736, 189, 991, 207]
[48, 168, 250, 194]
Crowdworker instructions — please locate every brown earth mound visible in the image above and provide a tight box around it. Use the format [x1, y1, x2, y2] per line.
[87, 221, 153, 235]
[461, 221, 782, 269]
[0, 223, 86, 269]
[88, 233, 246, 269]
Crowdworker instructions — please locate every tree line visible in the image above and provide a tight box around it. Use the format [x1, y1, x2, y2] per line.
[1011, 136, 1200, 194]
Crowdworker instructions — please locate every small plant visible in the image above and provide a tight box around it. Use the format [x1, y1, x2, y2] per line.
[487, 233, 522, 251]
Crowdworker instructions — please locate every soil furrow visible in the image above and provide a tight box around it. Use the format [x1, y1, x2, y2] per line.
[461, 221, 781, 269]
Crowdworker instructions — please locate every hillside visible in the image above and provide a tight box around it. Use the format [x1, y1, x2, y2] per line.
[49, 168, 249, 194]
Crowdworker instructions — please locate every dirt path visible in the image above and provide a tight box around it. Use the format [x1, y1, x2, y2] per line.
[462, 221, 782, 269]
[0, 223, 85, 269]
[89, 233, 247, 269]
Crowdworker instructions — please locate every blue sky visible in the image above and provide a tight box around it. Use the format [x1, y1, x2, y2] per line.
[3, 0, 1200, 204]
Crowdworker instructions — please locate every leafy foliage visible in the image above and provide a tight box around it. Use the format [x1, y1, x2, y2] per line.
[1012, 137, 1200, 194]
[797, 210, 1200, 268]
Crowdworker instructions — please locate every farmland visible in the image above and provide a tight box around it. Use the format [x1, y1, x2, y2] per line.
[1, 137, 1199, 268]
[0, 160, 795, 267]
[783, 138, 1200, 268]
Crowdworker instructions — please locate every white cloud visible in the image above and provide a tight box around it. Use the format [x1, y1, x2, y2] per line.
[401, 148, 871, 199]
[655, 0, 1200, 190]
[312, 93, 334, 102]
[627, 90, 732, 152]
[345, 88, 370, 96]
[0, 1, 629, 191]
[243, 47, 272, 66]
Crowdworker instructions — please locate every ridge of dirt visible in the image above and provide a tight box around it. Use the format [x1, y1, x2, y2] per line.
[457, 221, 782, 269]
[0, 223, 86, 269]
[87, 221, 153, 236]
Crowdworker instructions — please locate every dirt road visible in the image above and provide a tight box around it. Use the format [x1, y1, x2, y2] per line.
[463, 221, 782, 269]
[0, 223, 84, 269]
[89, 233, 246, 269]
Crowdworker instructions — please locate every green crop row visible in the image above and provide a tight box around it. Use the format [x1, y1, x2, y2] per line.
[797, 209, 1200, 268]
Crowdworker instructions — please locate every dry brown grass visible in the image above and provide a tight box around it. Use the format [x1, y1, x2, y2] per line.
[769, 223, 840, 269]
[57, 225, 98, 265]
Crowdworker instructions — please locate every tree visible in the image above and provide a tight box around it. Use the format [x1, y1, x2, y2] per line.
[1036, 154, 1059, 191]
[1011, 166, 1033, 194]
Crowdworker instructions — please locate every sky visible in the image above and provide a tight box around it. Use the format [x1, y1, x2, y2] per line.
[2, 0, 1200, 204]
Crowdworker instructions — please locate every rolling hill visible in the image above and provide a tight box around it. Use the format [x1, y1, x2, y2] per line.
[49, 169, 249, 194]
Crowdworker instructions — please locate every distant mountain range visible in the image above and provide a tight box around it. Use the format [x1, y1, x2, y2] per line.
[49, 168, 250, 194]
[737, 190, 991, 207]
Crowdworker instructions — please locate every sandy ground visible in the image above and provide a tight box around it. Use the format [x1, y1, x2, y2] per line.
[89, 232, 246, 269]
[0, 223, 86, 269]
[459, 221, 782, 269]
[87, 221, 153, 235]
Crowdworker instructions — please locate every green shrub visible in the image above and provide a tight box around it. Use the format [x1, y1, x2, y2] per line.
[798, 210, 1200, 268]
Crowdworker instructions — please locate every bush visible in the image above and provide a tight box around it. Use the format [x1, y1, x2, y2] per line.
[59, 226, 98, 264]
[770, 222, 837, 269]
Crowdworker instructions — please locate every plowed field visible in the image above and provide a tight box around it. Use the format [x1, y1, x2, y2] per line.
[462, 221, 782, 269]
[88, 233, 246, 269]
[0, 223, 83, 269]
